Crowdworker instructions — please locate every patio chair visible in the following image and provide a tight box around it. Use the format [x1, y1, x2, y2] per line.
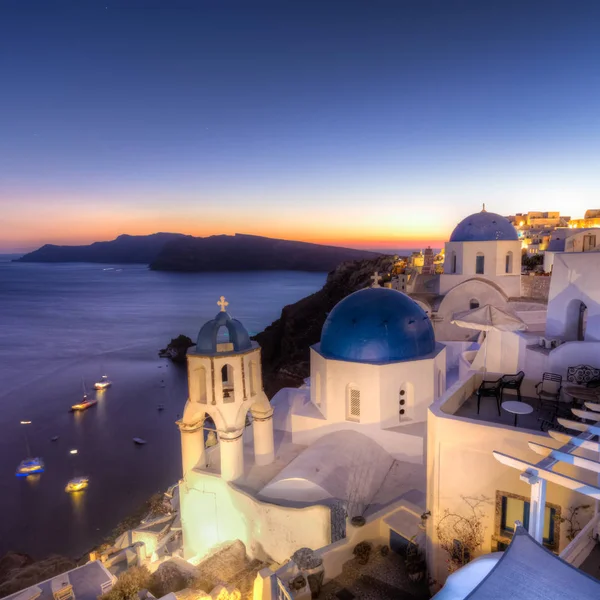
[476, 378, 503, 416]
[501, 371, 525, 402]
[535, 372, 563, 422]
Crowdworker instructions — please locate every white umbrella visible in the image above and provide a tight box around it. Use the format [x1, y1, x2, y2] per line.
[451, 305, 527, 374]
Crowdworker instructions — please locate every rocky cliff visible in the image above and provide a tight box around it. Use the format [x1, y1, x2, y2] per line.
[254, 255, 395, 398]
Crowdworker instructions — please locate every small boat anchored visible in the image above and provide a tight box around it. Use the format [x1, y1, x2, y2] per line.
[16, 421, 44, 477]
[72, 378, 97, 411]
[71, 395, 97, 411]
[133, 437, 147, 445]
[16, 457, 45, 477]
[65, 476, 89, 493]
[94, 375, 112, 390]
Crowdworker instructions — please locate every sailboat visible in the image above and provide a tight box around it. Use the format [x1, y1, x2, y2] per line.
[71, 378, 97, 411]
[94, 374, 112, 390]
[15, 421, 44, 477]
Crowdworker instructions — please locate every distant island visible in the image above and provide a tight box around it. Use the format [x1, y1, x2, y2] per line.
[16, 233, 185, 264]
[17, 232, 382, 272]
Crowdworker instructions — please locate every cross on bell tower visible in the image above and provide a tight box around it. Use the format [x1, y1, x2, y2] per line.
[370, 272, 381, 288]
[217, 296, 229, 312]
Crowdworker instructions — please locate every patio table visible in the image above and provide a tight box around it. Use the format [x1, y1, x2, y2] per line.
[502, 400, 533, 427]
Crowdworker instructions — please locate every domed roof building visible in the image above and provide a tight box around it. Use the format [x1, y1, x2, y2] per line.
[440, 206, 523, 300]
[450, 209, 519, 243]
[306, 287, 445, 450]
[320, 288, 436, 364]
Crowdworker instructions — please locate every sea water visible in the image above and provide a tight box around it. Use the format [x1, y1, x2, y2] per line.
[0, 258, 325, 558]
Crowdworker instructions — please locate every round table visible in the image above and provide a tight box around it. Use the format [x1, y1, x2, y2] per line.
[501, 401, 533, 427]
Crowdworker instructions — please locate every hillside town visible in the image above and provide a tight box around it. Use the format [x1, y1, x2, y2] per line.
[6, 206, 600, 600]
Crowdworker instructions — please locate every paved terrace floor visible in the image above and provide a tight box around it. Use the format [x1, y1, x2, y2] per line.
[318, 547, 429, 600]
[454, 393, 558, 431]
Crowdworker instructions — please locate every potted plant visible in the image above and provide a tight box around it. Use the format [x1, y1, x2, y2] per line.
[406, 538, 426, 582]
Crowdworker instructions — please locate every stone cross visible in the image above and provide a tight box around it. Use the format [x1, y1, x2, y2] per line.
[217, 296, 229, 312]
[370, 272, 381, 288]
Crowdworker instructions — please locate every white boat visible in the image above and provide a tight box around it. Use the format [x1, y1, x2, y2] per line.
[65, 476, 89, 492]
[133, 437, 147, 445]
[94, 375, 112, 390]
[16, 457, 45, 477]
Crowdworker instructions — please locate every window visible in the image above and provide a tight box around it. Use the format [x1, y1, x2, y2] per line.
[449, 251, 457, 274]
[314, 372, 321, 406]
[578, 302, 588, 341]
[469, 299, 480, 310]
[197, 366, 207, 404]
[249, 361, 258, 396]
[221, 364, 235, 403]
[346, 385, 360, 421]
[475, 253, 485, 274]
[399, 389, 406, 419]
[497, 492, 558, 548]
[505, 251, 513, 274]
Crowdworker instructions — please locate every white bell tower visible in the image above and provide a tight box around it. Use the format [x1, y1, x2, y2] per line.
[177, 297, 274, 482]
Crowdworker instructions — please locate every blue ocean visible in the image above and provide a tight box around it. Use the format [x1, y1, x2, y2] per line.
[0, 257, 325, 558]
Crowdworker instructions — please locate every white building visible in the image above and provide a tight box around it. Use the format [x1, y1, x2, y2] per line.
[411, 206, 546, 344]
[179, 289, 446, 569]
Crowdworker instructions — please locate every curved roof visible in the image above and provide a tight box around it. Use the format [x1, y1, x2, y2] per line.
[319, 288, 436, 364]
[450, 209, 518, 242]
[259, 430, 394, 507]
[196, 310, 252, 355]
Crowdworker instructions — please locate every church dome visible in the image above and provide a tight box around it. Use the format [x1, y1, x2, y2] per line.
[450, 208, 518, 242]
[319, 288, 435, 364]
[196, 308, 252, 355]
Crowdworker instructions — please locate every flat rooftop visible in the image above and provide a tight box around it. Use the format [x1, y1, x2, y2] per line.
[453, 393, 551, 431]
[4, 562, 113, 600]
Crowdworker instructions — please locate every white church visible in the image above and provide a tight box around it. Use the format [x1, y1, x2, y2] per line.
[178, 286, 445, 564]
[176, 208, 600, 599]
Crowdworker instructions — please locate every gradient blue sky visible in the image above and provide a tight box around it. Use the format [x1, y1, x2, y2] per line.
[1, 0, 600, 252]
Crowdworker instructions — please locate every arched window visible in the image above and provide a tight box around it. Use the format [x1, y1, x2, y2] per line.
[346, 384, 360, 422]
[475, 252, 485, 275]
[314, 372, 321, 406]
[505, 251, 513, 274]
[249, 361, 258, 396]
[469, 299, 480, 310]
[221, 364, 235, 403]
[197, 366, 207, 404]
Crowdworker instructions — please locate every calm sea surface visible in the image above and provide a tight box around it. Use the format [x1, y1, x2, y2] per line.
[0, 258, 325, 559]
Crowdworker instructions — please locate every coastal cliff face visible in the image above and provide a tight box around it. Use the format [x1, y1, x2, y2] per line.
[254, 255, 394, 398]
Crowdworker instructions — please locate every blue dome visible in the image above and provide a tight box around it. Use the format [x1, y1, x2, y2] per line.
[319, 288, 435, 364]
[196, 310, 252, 355]
[450, 210, 518, 242]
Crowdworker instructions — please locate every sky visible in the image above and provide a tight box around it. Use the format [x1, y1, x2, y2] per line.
[1, 0, 600, 252]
